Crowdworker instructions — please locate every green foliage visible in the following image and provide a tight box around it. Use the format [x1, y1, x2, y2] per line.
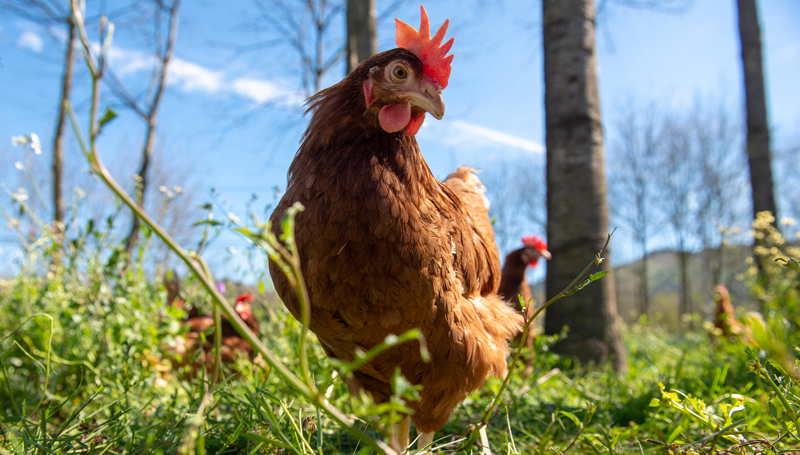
[2, 205, 800, 454]
[741, 211, 800, 345]
[4, 205, 799, 454]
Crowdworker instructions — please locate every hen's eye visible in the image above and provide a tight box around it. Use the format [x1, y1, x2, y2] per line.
[393, 66, 408, 80]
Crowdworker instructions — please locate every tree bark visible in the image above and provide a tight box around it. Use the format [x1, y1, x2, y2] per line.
[639, 242, 649, 316]
[345, 0, 377, 74]
[53, 14, 76, 227]
[542, 0, 626, 372]
[736, 0, 776, 220]
[677, 249, 690, 318]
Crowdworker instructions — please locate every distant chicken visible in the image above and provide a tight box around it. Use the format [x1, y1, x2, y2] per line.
[268, 6, 523, 450]
[497, 235, 551, 352]
[167, 293, 261, 372]
[713, 284, 745, 338]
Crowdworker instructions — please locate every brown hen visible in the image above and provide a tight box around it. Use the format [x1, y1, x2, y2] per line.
[497, 236, 551, 372]
[166, 293, 261, 374]
[268, 6, 523, 451]
[713, 284, 745, 339]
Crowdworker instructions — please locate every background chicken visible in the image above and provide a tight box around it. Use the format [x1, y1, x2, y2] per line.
[268, 6, 523, 450]
[165, 292, 261, 374]
[713, 284, 745, 339]
[498, 235, 551, 354]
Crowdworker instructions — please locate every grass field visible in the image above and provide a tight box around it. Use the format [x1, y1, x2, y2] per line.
[1, 208, 798, 454]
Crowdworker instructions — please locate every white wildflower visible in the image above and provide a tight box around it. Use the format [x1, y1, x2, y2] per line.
[12, 188, 28, 202]
[227, 246, 238, 255]
[15, 161, 24, 170]
[227, 212, 240, 224]
[781, 217, 796, 226]
[11, 136, 28, 147]
[30, 133, 41, 154]
[159, 185, 168, 193]
[74, 187, 86, 199]
[173, 186, 183, 194]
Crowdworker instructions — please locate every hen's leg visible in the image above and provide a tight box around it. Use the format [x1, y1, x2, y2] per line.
[390, 415, 411, 452]
[417, 431, 434, 450]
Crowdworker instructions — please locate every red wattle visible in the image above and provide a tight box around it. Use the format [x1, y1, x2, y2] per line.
[379, 102, 411, 133]
[405, 114, 425, 136]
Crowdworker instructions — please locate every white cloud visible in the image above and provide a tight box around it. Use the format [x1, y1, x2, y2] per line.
[440, 120, 544, 154]
[451, 120, 543, 153]
[231, 77, 305, 105]
[108, 47, 157, 76]
[18, 31, 43, 53]
[232, 78, 285, 103]
[95, 42, 302, 105]
[168, 58, 224, 92]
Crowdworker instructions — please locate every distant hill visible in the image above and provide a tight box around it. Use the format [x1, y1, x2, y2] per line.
[529, 244, 757, 332]
[611, 245, 756, 329]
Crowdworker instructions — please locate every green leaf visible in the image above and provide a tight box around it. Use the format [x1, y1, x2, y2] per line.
[558, 410, 581, 428]
[775, 257, 800, 274]
[192, 219, 223, 227]
[586, 271, 609, 284]
[97, 107, 117, 132]
[666, 420, 686, 444]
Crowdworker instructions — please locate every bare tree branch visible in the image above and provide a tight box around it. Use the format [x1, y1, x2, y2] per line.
[607, 100, 664, 316]
[122, 0, 182, 261]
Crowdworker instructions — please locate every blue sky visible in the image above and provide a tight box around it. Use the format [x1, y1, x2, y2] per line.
[1, 0, 799, 280]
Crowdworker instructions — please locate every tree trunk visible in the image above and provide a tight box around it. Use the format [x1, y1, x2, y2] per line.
[53, 15, 76, 227]
[345, 0, 377, 74]
[736, 0, 776, 220]
[737, 0, 776, 310]
[640, 243, 650, 316]
[542, 0, 626, 372]
[677, 249, 691, 319]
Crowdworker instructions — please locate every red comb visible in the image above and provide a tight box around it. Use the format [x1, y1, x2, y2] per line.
[395, 5, 454, 89]
[522, 235, 547, 252]
[235, 293, 254, 302]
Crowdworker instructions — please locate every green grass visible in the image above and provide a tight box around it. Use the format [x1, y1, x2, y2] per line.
[1, 223, 798, 454]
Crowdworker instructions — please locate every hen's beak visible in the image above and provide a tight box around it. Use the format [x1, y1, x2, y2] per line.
[541, 249, 552, 260]
[406, 80, 445, 119]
